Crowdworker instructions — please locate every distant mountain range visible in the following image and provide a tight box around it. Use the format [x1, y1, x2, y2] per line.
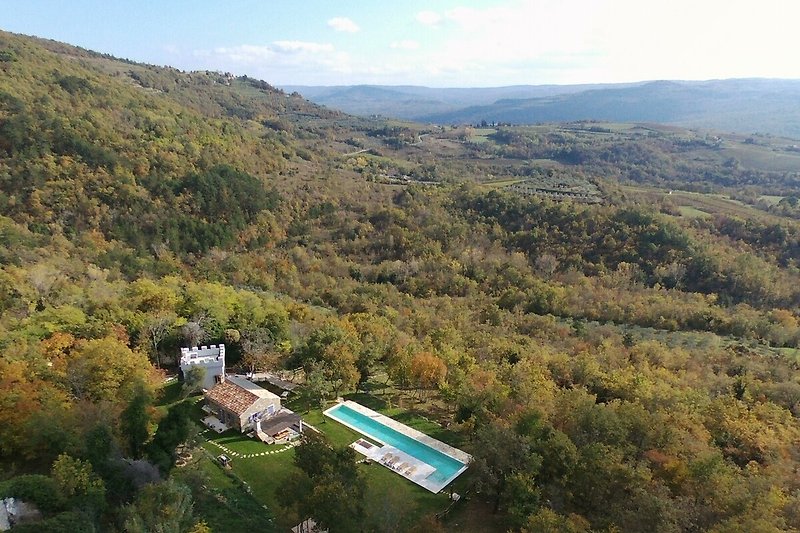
[283, 79, 800, 139]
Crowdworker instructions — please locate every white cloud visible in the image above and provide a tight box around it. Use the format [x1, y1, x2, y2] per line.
[414, 0, 800, 85]
[190, 0, 800, 86]
[194, 40, 353, 83]
[416, 10, 442, 27]
[272, 41, 335, 54]
[390, 40, 420, 51]
[327, 16, 360, 33]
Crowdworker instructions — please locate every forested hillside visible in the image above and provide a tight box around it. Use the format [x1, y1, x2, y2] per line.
[424, 79, 800, 139]
[287, 80, 800, 140]
[1, 30, 799, 532]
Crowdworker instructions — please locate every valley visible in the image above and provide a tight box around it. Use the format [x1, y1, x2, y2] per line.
[0, 29, 799, 533]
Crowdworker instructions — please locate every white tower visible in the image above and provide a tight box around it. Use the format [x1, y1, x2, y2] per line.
[179, 344, 225, 389]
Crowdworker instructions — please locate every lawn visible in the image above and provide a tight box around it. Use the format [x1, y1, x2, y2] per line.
[172, 451, 279, 533]
[175, 368, 507, 532]
[155, 380, 184, 409]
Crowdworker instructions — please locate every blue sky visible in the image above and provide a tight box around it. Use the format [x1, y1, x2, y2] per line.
[2, 0, 799, 87]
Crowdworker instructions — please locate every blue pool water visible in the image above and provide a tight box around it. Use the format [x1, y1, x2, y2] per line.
[326, 404, 464, 483]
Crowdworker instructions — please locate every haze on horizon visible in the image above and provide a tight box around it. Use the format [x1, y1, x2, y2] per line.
[3, 0, 799, 87]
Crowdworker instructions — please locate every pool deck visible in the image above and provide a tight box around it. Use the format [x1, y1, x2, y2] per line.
[324, 400, 471, 493]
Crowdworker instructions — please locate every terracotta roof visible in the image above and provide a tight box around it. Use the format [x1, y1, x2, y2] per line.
[205, 380, 260, 415]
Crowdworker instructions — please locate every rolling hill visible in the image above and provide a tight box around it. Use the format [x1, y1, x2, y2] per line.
[287, 79, 800, 139]
[2, 29, 800, 533]
[281, 82, 639, 119]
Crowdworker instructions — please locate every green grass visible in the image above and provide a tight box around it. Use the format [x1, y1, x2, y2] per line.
[225, 449, 298, 530]
[173, 452, 279, 532]
[723, 143, 800, 172]
[155, 381, 184, 408]
[204, 431, 291, 456]
[470, 128, 496, 144]
[626, 185, 788, 224]
[759, 194, 785, 206]
[677, 205, 712, 218]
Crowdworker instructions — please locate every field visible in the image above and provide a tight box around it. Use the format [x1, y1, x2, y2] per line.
[676, 205, 712, 218]
[619, 185, 789, 223]
[759, 194, 785, 206]
[504, 174, 603, 203]
[469, 128, 497, 143]
[720, 141, 800, 173]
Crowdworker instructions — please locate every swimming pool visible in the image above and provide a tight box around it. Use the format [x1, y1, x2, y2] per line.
[324, 401, 470, 492]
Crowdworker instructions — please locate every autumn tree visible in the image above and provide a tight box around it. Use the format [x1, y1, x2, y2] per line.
[347, 313, 398, 389]
[66, 335, 155, 403]
[409, 351, 447, 399]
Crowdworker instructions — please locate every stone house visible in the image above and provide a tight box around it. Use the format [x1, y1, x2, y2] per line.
[204, 375, 281, 433]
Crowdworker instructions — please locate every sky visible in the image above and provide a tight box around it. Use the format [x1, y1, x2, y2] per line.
[2, 0, 799, 87]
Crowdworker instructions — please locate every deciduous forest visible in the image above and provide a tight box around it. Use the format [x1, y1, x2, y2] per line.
[0, 31, 798, 532]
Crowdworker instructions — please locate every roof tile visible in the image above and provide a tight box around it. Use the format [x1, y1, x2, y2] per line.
[205, 380, 259, 415]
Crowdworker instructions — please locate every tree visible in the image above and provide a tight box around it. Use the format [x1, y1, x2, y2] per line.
[182, 366, 206, 397]
[365, 489, 413, 533]
[51, 454, 106, 517]
[409, 351, 447, 399]
[298, 323, 361, 397]
[240, 327, 280, 375]
[522, 508, 589, 533]
[187, 521, 212, 533]
[181, 320, 207, 347]
[28, 262, 62, 309]
[347, 313, 397, 389]
[143, 312, 177, 368]
[82, 422, 116, 477]
[535, 253, 560, 278]
[122, 479, 195, 533]
[146, 402, 193, 474]
[472, 419, 542, 514]
[278, 433, 366, 533]
[304, 362, 335, 411]
[66, 336, 155, 403]
[121, 382, 153, 459]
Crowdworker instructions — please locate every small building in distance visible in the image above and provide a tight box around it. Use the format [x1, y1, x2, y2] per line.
[180, 344, 225, 390]
[204, 375, 282, 433]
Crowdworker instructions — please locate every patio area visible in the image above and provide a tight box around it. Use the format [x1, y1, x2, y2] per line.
[351, 438, 437, 488]
[202, 415, 229, 433]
